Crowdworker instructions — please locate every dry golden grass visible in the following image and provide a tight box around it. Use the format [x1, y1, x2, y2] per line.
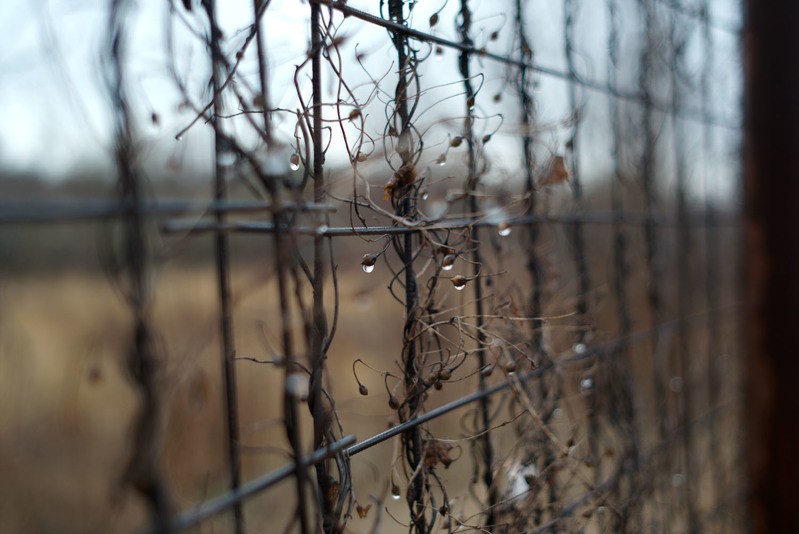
[0, 211, 743, 533]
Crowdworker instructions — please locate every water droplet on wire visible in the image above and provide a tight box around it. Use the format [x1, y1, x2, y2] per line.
[441, 254, 456, 271]
[218, 150, 236, 167]
[286, 373, 309, 400]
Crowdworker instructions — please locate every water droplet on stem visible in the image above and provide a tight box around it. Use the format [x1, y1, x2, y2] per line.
[361, 253, 377, 274]
[580, 377, 594, 394]
[451, 275, 468, 290]
[497, 221, 511, 237]
[442, 253, 456, 271]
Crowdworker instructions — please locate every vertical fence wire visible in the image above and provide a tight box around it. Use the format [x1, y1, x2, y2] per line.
[700, 1, 725, 525]
[307, 4, 340, 532]
[384, 1, 426, 531]
[457, 1, 497, 528]
[606, 0, 641, 530]
[668, 4, 698, 531]
[203, 1, 244, 531]
[563, 1, 594, 530]
[637, 0, 670, 528]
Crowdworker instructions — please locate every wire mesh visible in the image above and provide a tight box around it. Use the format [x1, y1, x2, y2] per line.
[1, 0, 744, 533]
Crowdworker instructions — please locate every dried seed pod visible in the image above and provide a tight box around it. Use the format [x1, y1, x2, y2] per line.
[358, 384, 369, 396]
[388, 395, 400, 410]
[450, 136, 463, 148]
[438, 368, 452, 381]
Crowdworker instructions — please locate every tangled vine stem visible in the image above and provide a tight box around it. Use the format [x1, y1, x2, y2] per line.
[458, 0, 497, 528]
[383, 0, 428, 531]
[106, 0, 171, 529]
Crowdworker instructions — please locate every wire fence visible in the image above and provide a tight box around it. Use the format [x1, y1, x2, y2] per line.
[2, 0, 743, 532]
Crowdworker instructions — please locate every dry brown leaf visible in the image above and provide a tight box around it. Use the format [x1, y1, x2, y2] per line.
[540, 156, 570, 186]
[383, 164, 418, 200]
[356, 504, 372, 518]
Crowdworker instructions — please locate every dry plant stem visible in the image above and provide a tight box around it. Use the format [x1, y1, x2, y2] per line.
[203, 2, 244, 532]
[308, 3, 340, 532]
[273, 204, 311, 534]
[514, 0, 543, 359]
[638, 0, 668, 526]
[457, 2, 497, 528]
[239, 4, 310, 530]
[387, 0, 426, 531]
[514, 3, 553, 528]
[107, 0, 171, 529]
[606, 0, 641, 528]
[564, 2, 597, 527]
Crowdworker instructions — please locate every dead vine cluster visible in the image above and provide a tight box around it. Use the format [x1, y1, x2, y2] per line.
[99, 0, 744, 533]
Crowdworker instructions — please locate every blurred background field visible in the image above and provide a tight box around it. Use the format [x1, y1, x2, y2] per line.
[0, 170, 742, 533]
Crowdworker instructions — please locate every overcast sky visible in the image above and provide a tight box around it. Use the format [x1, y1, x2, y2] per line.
[0, 0, 742, 204]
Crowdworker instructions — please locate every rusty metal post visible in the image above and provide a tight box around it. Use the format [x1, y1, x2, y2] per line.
[745, 2, 799, 532]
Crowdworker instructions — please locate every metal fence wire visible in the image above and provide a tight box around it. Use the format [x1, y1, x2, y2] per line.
[3, 0, 744, 532]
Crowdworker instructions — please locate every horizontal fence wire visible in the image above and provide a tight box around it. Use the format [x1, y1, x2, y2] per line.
[138, 435, 357, 534]
[158, 210, 739, 235]
[310, 0, 739, 130]
[0, 202, 738, 228]
[0, 199, 335, 224]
